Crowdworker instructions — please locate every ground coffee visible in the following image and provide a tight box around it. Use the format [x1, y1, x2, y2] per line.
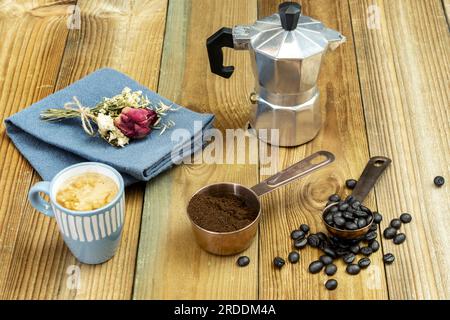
[187, 193, 258, 232]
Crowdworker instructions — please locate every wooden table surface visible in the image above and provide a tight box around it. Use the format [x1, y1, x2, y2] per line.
[0, 0, 448, 300]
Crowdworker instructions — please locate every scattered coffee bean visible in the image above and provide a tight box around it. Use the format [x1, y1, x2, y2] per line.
[316, 232, 328, 242]
[328, 194, 340, 202]
[434, 176, 445, 187]
[343, 253, 356, 264]
[358, 257, 371, 268]
[369, 224, 378, 231]
[319, 255, 334, 265]
[393, 233, 406, 245]
[360, 246, 373, 256]
[325, 279, 338, 291]
[345, 179, 357, 189]
[383, 227, 397, 239]
[237, 256, 250, 267]
[365, 231, 377, 241]
[400, 213, 412, 223]
[373, 212, 383, 224]
[300, 224, 310, 234]
[294, 238, 308, 250]
[335, 248, 349, 257]
[323, 247, 337, 259]
[350, 245, 360, 254]
[325, 264, 337, 276]
[346, 264, 361, 275]
[383, 253, 395, 264]
[309, 260, 324, 274]
[288, 251, 300, 264]
[273, 257, 285, 269]
[291, 230, 305, 241]
[307, 234, 321, 248]
[369, 240, 380, 252]
[390, 219, 402, 229]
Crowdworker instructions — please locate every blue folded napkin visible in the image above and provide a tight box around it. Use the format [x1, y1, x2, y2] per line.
[4, 68, 214, 186]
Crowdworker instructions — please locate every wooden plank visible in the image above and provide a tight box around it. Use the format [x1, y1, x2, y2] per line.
[349, 0, 450, 299]
[0, 0, 168, 299]
[0, 0, 75, 299]
[257, 0, 389, 299]
[133, 0, 259, 299]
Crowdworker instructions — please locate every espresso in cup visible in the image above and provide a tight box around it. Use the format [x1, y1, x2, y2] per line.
[56, 172, 118, 211]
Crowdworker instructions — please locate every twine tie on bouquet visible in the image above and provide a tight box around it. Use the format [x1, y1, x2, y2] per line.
[64, 97, 95, 136]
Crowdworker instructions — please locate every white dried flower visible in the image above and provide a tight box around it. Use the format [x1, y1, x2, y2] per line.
[96, 113, 129, 147]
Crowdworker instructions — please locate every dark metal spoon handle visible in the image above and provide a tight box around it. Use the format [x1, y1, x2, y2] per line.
[352, 156, 391, 203]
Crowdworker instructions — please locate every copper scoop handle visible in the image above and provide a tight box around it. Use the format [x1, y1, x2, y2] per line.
[251, 151, 335, 197]
[351, 156, 392, 202]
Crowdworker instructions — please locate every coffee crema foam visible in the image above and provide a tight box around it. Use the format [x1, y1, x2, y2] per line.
[56, 172, 118, 211]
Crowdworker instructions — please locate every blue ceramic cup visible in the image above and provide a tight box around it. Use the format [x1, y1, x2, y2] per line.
[28, 162, 125, 264]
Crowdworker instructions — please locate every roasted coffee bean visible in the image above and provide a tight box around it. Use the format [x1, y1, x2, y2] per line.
[325, 279, 338, 290]
[294, 238, 308, 250]
[369, 240, 380, 252]
[346, 179, 357, 189]
[369, 224, 378, 231]
[288, 251, 300, 264]
[390, 219, 402, 229]
[343, 253, 356, 264]
[365, 231, 378, 241]
[358, 257, 371, 269]
[273, 257, 286, 269]
[237, 256, 250, 267]
[400, 213, 412, 223]
[328, 194, 340, 202]
[354, 210, 367, 218]
[373, 212, 383, 224]
[319, 255, 333, 265]
[330, 205, 339, 213]
[434, 176, 445, 187]
[357, 218, 367, 229]
[351, 201, 361, 210]
[323, 247, 337, 259]
[360, 205, 371, 213]
[325, 264, 337, 276]
[291, 230, 305, 240]
[339, 203, 349, 211]
[309, 260, 324, 274]
[360, 246, 373, 256]
[336, 248, 350, 257]
[300, 224, 310, 234]
[350, 245, 360, 254]
[325, 213, 334, 224]
[383, 227, 397, 239]
[307, 235, 321, 248]
[346, 264, 361, 275]
[333, 216, 346, 227]
[393, 233, 406, 245]
[317, 232, 328, 243]
[383, 253, 395, 264]
[345, 222, 358, 230]
[343, 212, 354, 220]
[345, 195, 355, 204]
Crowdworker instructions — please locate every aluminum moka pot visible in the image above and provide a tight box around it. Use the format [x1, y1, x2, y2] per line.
[207, 2, 346, 147]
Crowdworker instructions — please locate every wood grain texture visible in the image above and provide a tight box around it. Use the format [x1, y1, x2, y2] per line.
[133, 0, 259, 299]
[349, 0, 450, 299]
[0, 0, 168, 299]
[257, 0, 388, 299]
[0, 0, 74, 299]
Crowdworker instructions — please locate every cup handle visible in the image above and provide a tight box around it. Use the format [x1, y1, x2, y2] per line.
[28, 181, 54, 217]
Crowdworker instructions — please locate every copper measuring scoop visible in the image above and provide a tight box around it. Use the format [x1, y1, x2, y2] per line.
[187, 151, 335, 255]
[322, 156, 391, 240]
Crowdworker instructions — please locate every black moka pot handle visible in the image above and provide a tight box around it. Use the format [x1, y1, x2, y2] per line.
[206, 27, 234, 79]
